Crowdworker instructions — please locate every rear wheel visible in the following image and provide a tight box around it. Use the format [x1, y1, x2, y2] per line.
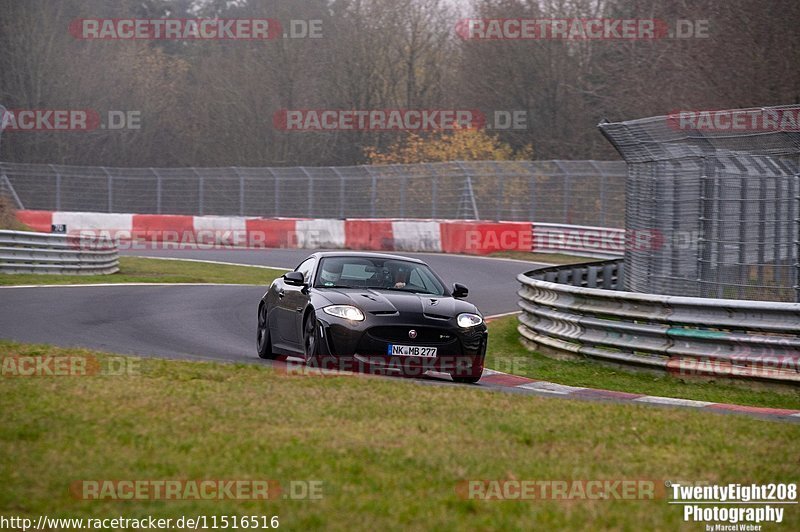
[256, 304, 274, 359]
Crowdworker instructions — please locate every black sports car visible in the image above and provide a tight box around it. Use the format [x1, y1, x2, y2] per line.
[257, 251, 488, 383]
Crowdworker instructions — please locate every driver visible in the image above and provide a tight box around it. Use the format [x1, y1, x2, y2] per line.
[319, 260, 344, 286]
[392, 266, 408, 289]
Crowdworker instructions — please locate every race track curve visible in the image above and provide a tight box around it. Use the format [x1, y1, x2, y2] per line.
[0, 249, 541, 363]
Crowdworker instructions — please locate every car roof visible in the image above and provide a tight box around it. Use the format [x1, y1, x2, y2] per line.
[311, 251, 426, 264]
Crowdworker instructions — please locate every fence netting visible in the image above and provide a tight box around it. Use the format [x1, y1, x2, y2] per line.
[0, 160, 626, 226]
[599, 104, 800, 302]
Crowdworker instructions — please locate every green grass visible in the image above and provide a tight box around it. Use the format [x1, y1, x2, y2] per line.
[485, 315, 800, 410]
[0, 256, 287, 286]
[0, 341, 798, 531]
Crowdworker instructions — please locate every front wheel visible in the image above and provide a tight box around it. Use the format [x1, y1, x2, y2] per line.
[303, 313, 322, 366]
[256, 304, 275, 359]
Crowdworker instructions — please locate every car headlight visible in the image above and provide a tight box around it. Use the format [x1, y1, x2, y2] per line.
[323, 305, 365, 321]
[457, 313, 483, 328]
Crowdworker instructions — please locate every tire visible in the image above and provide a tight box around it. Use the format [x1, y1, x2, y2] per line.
[303, 313, 322, 366]
[256, 304, 275, 359]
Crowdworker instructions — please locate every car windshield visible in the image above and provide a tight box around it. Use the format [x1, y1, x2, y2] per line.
[314, 257, 446, 296]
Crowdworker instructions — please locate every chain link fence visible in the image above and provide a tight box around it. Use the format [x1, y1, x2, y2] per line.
[0, 160, 626, 226]
[599, 104, 800, 302]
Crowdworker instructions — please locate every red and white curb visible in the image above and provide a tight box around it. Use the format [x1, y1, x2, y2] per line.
[477, 369, 800, 422]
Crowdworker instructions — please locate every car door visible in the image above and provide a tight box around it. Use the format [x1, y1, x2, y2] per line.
[274, 257, 315, 349]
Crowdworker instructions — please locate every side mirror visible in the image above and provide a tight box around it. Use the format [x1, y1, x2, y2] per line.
[283, 271, 306, 286]
[453, 283, 469, 298]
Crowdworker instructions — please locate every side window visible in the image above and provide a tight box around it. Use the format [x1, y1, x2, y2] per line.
[295, 258, 316, 283]
[409, 269, 424, 287]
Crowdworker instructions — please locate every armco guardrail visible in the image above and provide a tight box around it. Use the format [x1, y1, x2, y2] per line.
[517, 260, 800, 384]
[0, 230, 119, 275]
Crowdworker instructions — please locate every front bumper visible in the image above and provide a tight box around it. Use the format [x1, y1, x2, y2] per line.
[313, 313, 487, 376]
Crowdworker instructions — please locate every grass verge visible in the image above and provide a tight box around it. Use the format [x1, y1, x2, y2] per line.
[0, 341, 798, 531]
[0, 256, 286, 286]
[485, 315, 800, 410]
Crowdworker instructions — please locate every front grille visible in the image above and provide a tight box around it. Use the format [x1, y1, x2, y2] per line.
[367, 326, 456, 344]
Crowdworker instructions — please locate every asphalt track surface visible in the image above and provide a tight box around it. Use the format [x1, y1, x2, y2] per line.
[0, 249, 539, 362]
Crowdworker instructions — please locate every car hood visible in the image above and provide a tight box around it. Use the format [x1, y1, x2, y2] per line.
[314, 288, 479, 318]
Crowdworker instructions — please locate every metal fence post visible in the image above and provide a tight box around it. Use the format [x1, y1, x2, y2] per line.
[101, 166, 113, 213]
[496, 170, 505, 222]
[150, 168, 162, 214]
[192, 167, 204, 216]
[231, 167, 244, 216]
[331, 166, 345, 219]
[0, 104, 6, 156]
[393, 165, 406, 218]
[0, 174, 24, 209]
[431, 165, 438, 219]
[49, 164, 61, 211]
[267, 167, 279, 217]
[299, 167, 313, 217]
[364, 166, 377, 218]
[552, 160, 569, 223]
[528, 164, 536, 222]
[795, 170, 800, 302]
[589, 160, 607, 226]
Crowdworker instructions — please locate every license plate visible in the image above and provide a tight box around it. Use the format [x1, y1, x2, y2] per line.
[388, 344, 437, 358]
